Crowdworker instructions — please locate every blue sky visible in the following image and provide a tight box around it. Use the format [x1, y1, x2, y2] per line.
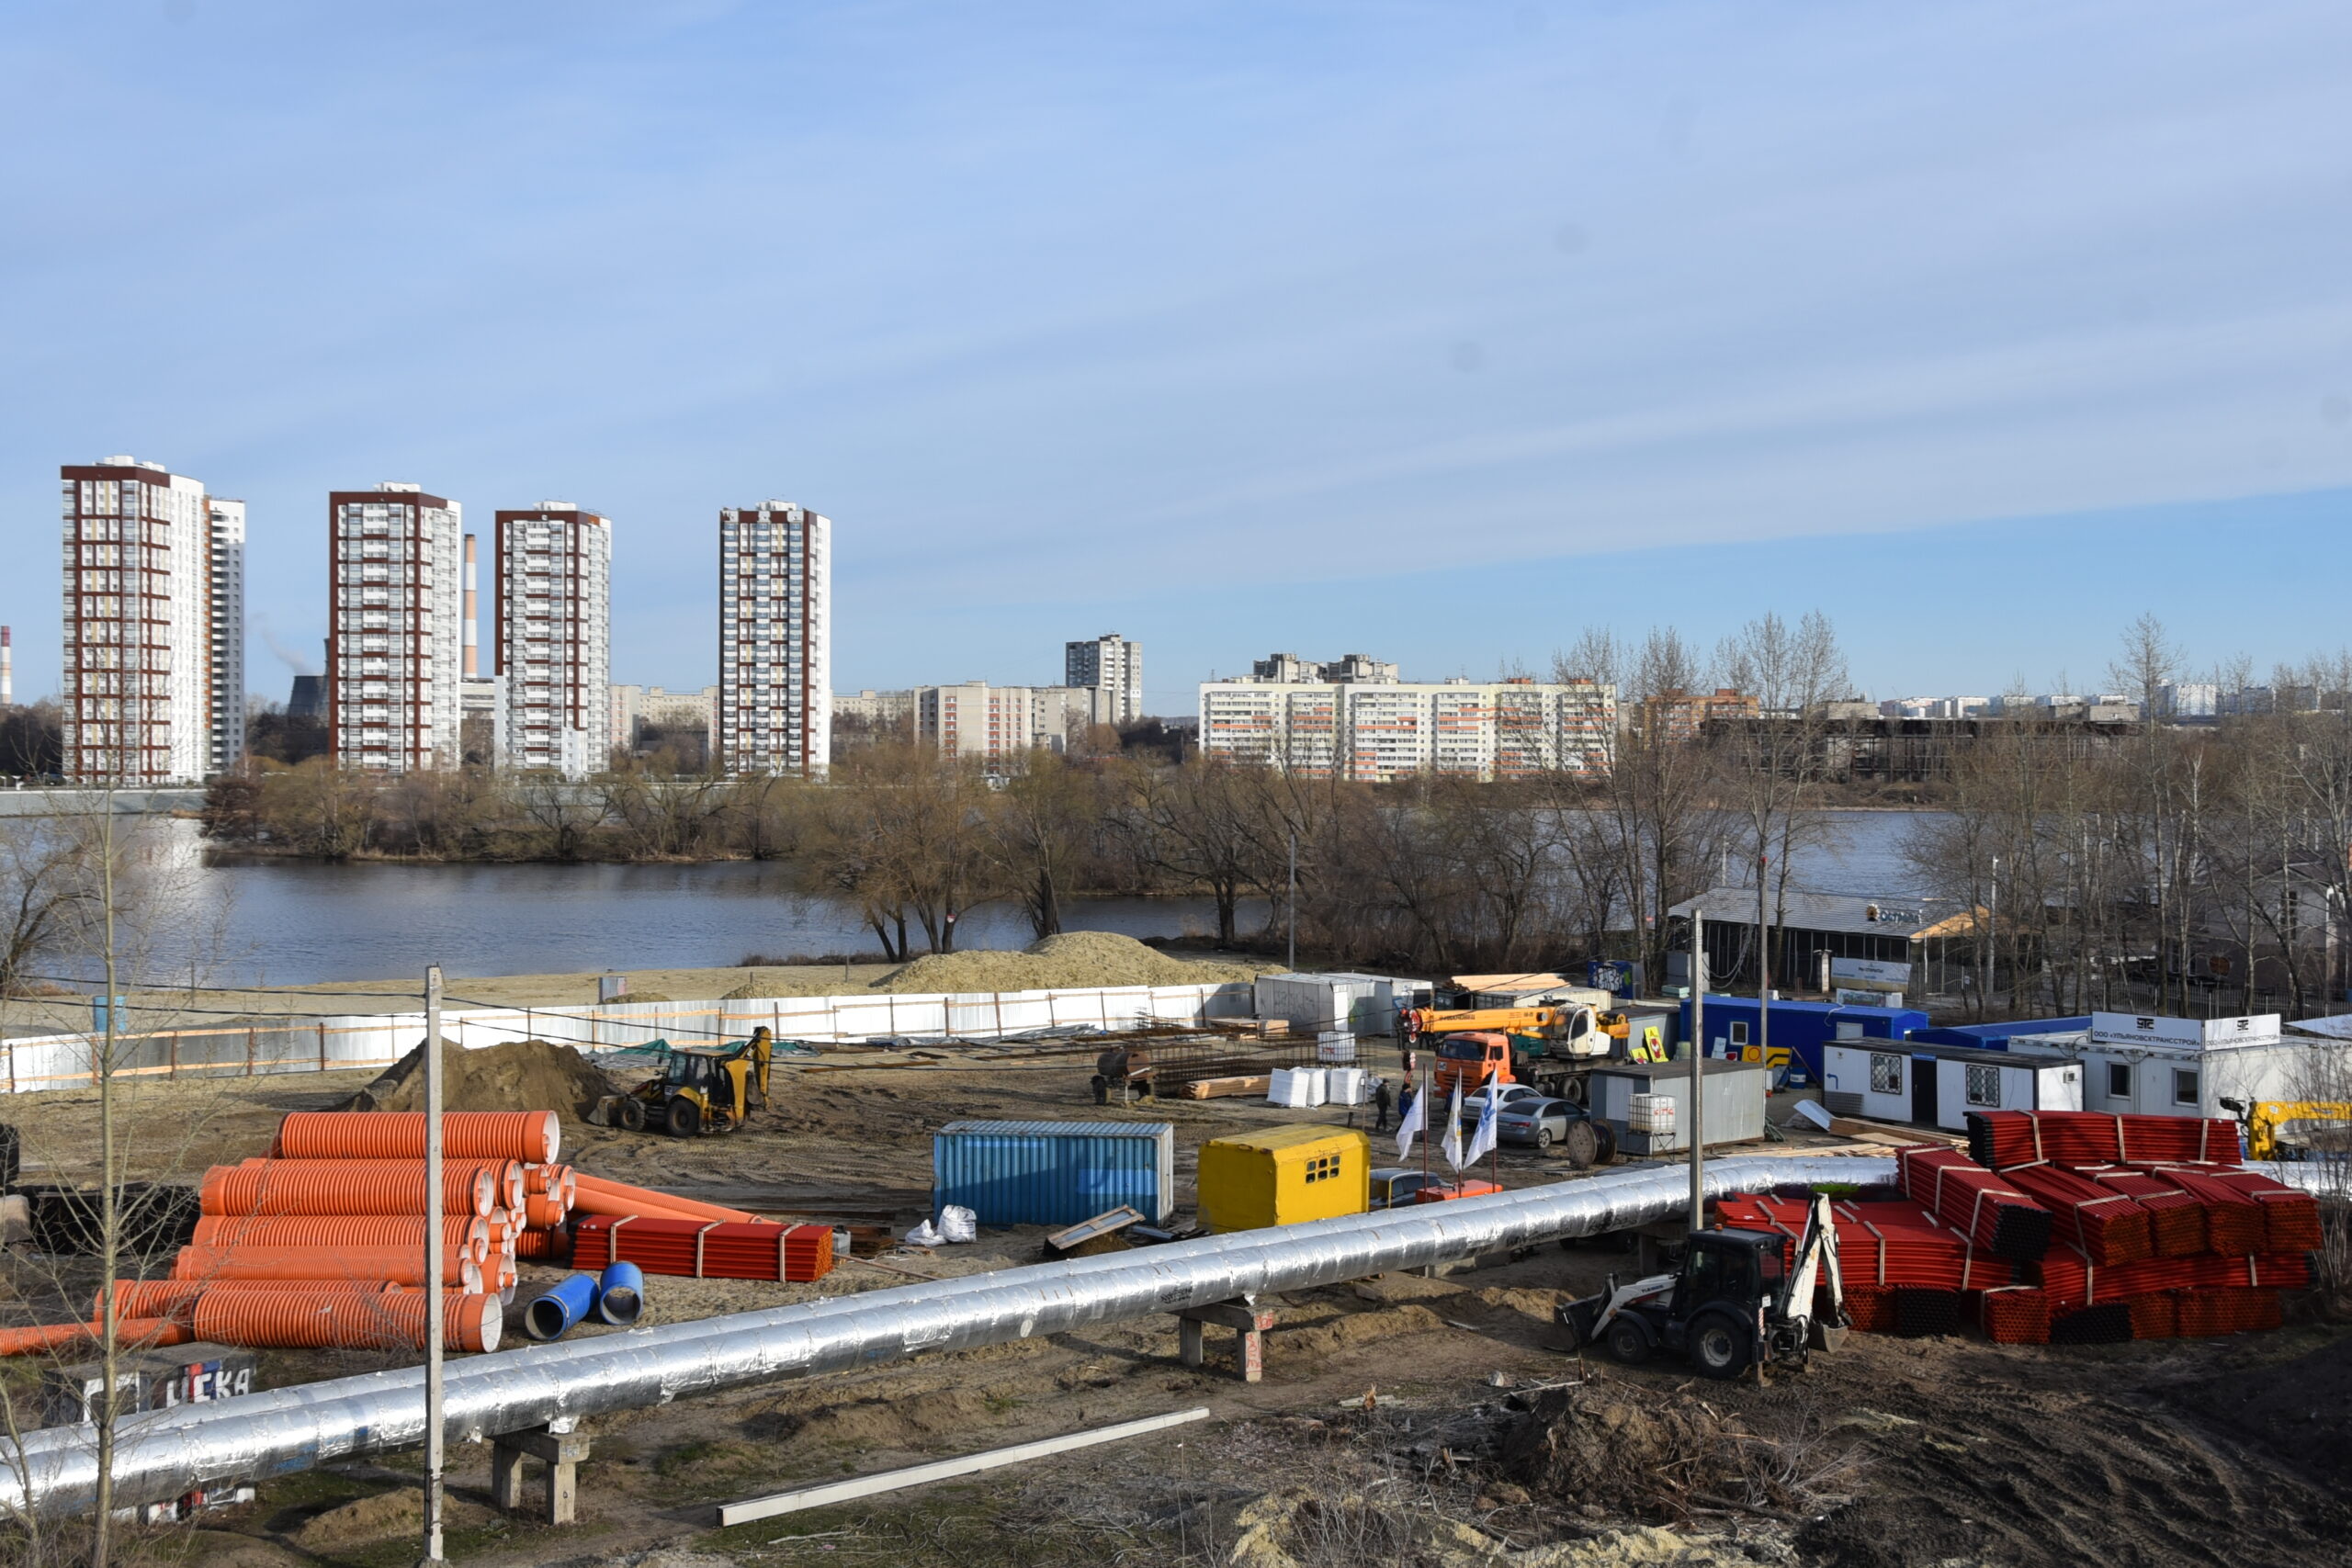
[4, 2, 2349, 714]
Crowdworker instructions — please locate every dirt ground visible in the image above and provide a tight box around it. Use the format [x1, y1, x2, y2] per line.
[2, 1044, 2345, 1568]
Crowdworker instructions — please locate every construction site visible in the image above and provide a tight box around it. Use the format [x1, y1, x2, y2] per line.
[0, 935, 2346, 1568]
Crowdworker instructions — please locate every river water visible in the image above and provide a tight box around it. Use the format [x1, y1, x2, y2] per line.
[118, 810, 1931, 987]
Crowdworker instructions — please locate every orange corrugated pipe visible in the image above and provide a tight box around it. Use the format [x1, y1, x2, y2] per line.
[192, 1215, 491, 1261]
[104, 1279, 395, 1326]
[522, 1162, 570, 1196]
[492, 1256, 517, 1295]
[171, 1247, 484, 1292]
[200, 1163, 495, 1218]
[230, 1156, 522, 1210]
[571, 1173, 768, 1224]
[0, 1319, 189, 1358]
[189, 1288, 502, 1352]
[522, 1194, 567, 1229]
[275, 1110, 560, 1164]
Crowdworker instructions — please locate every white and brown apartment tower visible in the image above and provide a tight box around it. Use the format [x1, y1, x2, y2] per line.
[59, 456, 244, 783]
[717, 500, 830, 775]
[492, 502, 611, 777]
[326, 483, 462, 773]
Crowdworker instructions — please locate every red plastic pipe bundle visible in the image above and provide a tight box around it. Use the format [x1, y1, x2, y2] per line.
[573, 1214, 833, 1282]
[1973, 1286, 2052, 1345]
[1898, 1148, 2052, 1261]
[2033, 1244, 2311, 1309]
[2075, 1168, 2208, 1257]
[2137, 1168, 2267, 1255]
[2125, 1293, 2177, 1340]
[2176, 1167, 2324, 1251]
[1717, 1193, 2018, 1292]
[2176, 1288, 2285, 1337]
[1964, 1111, 2242, 1170]
[1843, 1286, 1895, 1332]
[2003, 1166, 2153, 1266]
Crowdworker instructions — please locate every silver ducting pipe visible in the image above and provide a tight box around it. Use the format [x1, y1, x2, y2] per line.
[6, 1156, 1890, 1519]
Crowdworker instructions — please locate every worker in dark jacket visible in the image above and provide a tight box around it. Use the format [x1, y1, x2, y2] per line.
[1372, 1077, 1394, 1132]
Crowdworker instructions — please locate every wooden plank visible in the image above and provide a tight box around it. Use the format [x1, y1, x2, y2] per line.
[1182, 1075, 1272, 1100]
[716, 1407, 1211, 1527]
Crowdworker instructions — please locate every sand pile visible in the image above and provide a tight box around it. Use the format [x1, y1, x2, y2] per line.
[871, 931, 1263, 994]
[341, 1037, 612, 1122]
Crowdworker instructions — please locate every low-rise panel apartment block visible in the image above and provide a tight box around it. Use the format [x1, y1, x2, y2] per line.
[1200, 658, 1615, 782]
[915, 682, 1095, 760]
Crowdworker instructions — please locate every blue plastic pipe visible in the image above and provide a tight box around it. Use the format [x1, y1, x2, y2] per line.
[525, 1272, 601, 1342]
[596, 1261, 645, 1325]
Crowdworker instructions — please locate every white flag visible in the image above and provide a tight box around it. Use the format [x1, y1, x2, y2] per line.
[1394, 1076, 1426, 1159]
[1463, 1087, 1499, 1168]
[1442, 1082, 1466, 1171]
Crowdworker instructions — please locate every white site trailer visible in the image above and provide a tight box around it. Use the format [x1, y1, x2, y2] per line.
[1252, 973, 1431, 1038]
[2004, 1011, 2351, 1120]
[1822, 1041, 2083, 1130]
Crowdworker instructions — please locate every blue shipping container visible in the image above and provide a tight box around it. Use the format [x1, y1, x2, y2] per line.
[933, 1121, 1175, 1226]
[1678, 995, 1929, 1085]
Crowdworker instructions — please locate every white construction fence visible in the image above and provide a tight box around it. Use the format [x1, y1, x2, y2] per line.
[0, 981, 1258, 1096]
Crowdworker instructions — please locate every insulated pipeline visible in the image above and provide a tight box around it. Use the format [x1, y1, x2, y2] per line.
[2, 1156, 1893, 1518]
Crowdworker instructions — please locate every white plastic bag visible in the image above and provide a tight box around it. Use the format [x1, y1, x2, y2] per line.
[938, 1203, 977, 1243]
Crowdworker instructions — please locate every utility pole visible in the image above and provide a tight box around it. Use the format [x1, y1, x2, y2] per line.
[1988, 856, 2001, 1016]
[1689, 908, 1705, 1233]
[1287, 831, 1297, 971]
[1755, 853, 1770, 1071]
[423, 964, 446, 1564]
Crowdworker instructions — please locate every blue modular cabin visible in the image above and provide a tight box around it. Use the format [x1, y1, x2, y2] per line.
[1677, 995, 1929, 1084]
[1905, 1017, 2091, 1051]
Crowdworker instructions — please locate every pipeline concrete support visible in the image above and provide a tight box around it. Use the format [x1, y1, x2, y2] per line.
[4, 1156, 1894, 1520]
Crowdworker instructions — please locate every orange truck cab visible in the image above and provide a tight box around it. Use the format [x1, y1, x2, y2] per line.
[1431, 1032, 1515, 1097]
[1414, 1178, 1506, 1203]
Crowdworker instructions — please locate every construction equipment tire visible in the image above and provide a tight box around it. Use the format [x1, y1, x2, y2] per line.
[665, 1097, 702, 1137]
[1690, 1312, 1755, 1381]
[1605, 1317, 1650, 1365]
[617, 1098, 647, 1133]
[1563, 1121, 1600, 1169]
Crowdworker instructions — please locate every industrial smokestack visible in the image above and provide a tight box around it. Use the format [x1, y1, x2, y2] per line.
[1, 625, 11, 707]
[462, 534, 479, 678]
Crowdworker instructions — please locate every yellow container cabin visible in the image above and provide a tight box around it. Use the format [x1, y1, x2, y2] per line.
[1194, 1124, 1371, 1233]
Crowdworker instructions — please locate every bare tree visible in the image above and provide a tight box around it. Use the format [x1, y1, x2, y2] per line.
[1716, 612, 1849, 1051]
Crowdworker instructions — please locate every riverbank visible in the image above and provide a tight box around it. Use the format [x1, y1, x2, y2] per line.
[0, 932, 1277, 1038]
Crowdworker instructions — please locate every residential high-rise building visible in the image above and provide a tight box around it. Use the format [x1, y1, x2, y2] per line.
[492, 502, 611, 777]
[1, 626, 12, 709]
[718, 500, 830, 776]
[1199, 671, 1615, 782]
[206, 499, 247, 773]
[327, 482, 462, 773]
[60, 456, 244, 783]
[914, 682, 1096, 760]
[1066, 632, 1144, 725]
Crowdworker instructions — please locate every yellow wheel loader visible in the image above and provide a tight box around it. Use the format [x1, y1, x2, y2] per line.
[594, 1028, 774, 1136]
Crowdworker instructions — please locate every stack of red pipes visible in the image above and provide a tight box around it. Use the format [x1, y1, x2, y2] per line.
[1715, 1191, 2031, 1341]
[1964, 1110, 2319, 1342]
[1895, 1148, 2053, 1261]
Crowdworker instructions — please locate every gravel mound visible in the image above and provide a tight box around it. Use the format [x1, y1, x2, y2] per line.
[342, 1037, 612, 1123]
[872, 931, 1262, 994]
